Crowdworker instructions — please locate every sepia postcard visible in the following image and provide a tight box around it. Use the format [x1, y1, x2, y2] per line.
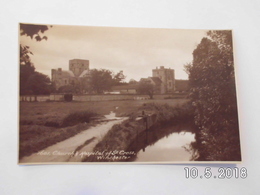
[19, 23, 241, 164]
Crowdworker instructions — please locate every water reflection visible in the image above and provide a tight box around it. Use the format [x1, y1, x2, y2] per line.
[136, 132, 195, 162]
[126, 123, 196, 162]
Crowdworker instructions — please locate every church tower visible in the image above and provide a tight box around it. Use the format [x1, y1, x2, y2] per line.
[69, 59, 89, 77]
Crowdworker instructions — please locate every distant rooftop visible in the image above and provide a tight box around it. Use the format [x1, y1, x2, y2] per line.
[149, 77, 162, 85]
[79, 70, 91, 77]
[153, 66, 173, 70]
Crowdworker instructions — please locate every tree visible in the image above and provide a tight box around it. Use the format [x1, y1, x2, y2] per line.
[26, 72, 52, 95]
[137, 79, 155, 99]
[89, 69, 114, 94]
[20, 45, 35, 95]
[20, 23, 50, 41]
[58, 84, 79, 94]
[129, 79, 138, 84]
[20, 23, 52, 95]
[20, 24, 50, 65]
[20, 44, 36, 95]
[77, 77, 91, 94]
[112, 70, 126, 85]
[186, 30, 241, 161]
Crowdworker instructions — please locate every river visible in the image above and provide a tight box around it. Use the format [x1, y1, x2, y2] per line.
[124, 123, 196, 162]
[135, 131, 195, 162]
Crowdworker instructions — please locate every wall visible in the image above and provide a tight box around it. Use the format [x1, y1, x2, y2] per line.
[19, 94, 173, 102]
[72, 94, 151, 101]
[20, 95, 50, 102]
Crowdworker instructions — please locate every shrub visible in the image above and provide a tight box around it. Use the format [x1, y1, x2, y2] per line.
[44, 121, 60, 127]
[61, 111, 98, 127]
[139, 102, 194, 126]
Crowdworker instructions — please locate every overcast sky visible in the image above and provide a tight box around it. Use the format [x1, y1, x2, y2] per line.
[20, 24, 208, 82]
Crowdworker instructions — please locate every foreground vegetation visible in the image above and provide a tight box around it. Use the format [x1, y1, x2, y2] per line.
[19, 110, 97, 158]
[186, 30, 241, 161]
[19, 99, 188, 159]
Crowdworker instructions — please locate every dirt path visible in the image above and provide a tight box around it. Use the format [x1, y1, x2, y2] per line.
[19, 112, 127, 163]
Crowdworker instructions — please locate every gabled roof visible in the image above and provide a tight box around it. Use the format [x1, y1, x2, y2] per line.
[149, 77, 162, 85]
[79, 70, 91, 77]
[61, 70, 75, 77]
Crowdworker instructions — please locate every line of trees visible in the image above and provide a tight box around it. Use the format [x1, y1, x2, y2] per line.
[87, 69, 126, 94]
[185, 30, 241, 161]
[56, 69, 127, 94]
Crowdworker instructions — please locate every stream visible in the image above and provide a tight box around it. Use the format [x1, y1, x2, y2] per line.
[135, 131, 195, 162]
[125, 123, 196, 162]
[20, 112, 127, 163]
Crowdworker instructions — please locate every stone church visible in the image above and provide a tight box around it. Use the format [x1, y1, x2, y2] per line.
[52, 59, 184, 95]
[51, 59, 91, 91]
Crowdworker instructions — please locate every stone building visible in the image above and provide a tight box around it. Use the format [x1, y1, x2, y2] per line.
[52, 60, 176, 95]
[51, 59, 91, 92]
[152, 66, 175, 93]
[112, 66, 176, 95]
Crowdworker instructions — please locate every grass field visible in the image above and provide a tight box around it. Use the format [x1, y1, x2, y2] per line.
[19, 99, 188, 159]
[20, 99, 188, 124]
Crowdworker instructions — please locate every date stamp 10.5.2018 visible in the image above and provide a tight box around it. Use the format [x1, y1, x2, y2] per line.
[184, 167, 247, 179]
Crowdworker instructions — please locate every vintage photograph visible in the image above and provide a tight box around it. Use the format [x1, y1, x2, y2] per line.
[19, 23, 241, 164]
